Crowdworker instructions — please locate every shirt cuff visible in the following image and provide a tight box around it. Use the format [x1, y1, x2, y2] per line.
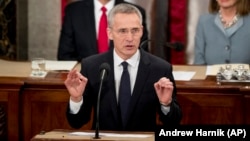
[69, 98, 83, 114]
[161, 105, 170, 115]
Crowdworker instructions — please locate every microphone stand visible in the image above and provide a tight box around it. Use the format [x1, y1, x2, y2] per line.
[93, 70, 106, 139]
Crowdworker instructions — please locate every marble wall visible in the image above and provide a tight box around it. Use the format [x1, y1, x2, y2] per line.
[27, 0, 61, 60]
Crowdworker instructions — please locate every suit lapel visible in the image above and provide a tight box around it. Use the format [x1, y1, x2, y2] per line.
[214, 14, 243, 38]
[105, 51, 121, 124]
[226, 17, 243, 37]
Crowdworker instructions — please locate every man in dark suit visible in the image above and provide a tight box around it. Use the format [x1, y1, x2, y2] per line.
[65, 3, 182, 131]
[58, 0, 148, 62]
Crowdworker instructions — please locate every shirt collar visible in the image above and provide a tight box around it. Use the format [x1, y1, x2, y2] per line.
[113, 50, 140, 68]
[95, 0, 115, 13]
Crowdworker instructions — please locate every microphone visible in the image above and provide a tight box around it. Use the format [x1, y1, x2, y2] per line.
[94, 62, 111, 139]
[140, 39, 184, 52]
[99, 63, 110, 82]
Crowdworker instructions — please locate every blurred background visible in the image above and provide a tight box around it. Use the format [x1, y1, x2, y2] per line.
[0, 0, 209, 64]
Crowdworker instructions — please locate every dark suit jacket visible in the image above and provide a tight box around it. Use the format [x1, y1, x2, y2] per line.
[58, 0, 149, 62]
[66, 49, 182, 131]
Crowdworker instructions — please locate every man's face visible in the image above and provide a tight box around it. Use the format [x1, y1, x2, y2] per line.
[107, 13, 143, 60]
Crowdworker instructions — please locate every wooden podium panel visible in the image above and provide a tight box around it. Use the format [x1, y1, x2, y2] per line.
[177, 76, 244, 124]
[241, 87, 250, 124]
[0, 77, 23, 141]
[20, 72, 250, 141]
[178, 92, 243, 124]
[20, 72, 93, 141]
[245, 95, 250, 124]
[30, 129, 154, 141]
[1, 62, 250, 141]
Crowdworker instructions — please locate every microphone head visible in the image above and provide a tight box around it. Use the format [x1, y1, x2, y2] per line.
[99, 63, 111, 81]
[139, 39, 151, 50]
[173, 42, 184, 52]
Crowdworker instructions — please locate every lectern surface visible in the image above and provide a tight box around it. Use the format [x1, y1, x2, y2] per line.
[31, 129, 154, 141]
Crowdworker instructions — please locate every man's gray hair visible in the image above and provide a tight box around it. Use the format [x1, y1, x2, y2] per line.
[107, 3, 143, 28]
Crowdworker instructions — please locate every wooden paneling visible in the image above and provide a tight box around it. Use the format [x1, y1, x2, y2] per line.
[176, 76, 245, 125]
[1, 71, 250, 141]
[0, 77, 23, 141]
[178, 93, 243, 124]
[20, 73, 92, 141]
[240, 87, 250, 124]
[245, 95, 250, 124]
[20, 89, 87, 141]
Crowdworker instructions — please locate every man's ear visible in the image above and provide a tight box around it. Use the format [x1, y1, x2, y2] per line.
[107, 28, 113, 40]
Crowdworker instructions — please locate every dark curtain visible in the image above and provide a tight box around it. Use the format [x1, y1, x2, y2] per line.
[150, 0, 169, 61]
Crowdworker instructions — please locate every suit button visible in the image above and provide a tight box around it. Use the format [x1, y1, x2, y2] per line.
[225, 59, 230, 63]
[225, 45, 230, 50]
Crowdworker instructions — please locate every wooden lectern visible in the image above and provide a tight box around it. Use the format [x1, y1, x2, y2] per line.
[30, 129, 155, 141]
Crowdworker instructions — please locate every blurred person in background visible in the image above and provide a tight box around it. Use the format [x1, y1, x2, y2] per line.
[57, 0, 148, 62]
[194, 0, 250, 65]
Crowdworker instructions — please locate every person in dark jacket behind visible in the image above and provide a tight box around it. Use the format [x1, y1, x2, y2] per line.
[57, 0, 149, 62]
